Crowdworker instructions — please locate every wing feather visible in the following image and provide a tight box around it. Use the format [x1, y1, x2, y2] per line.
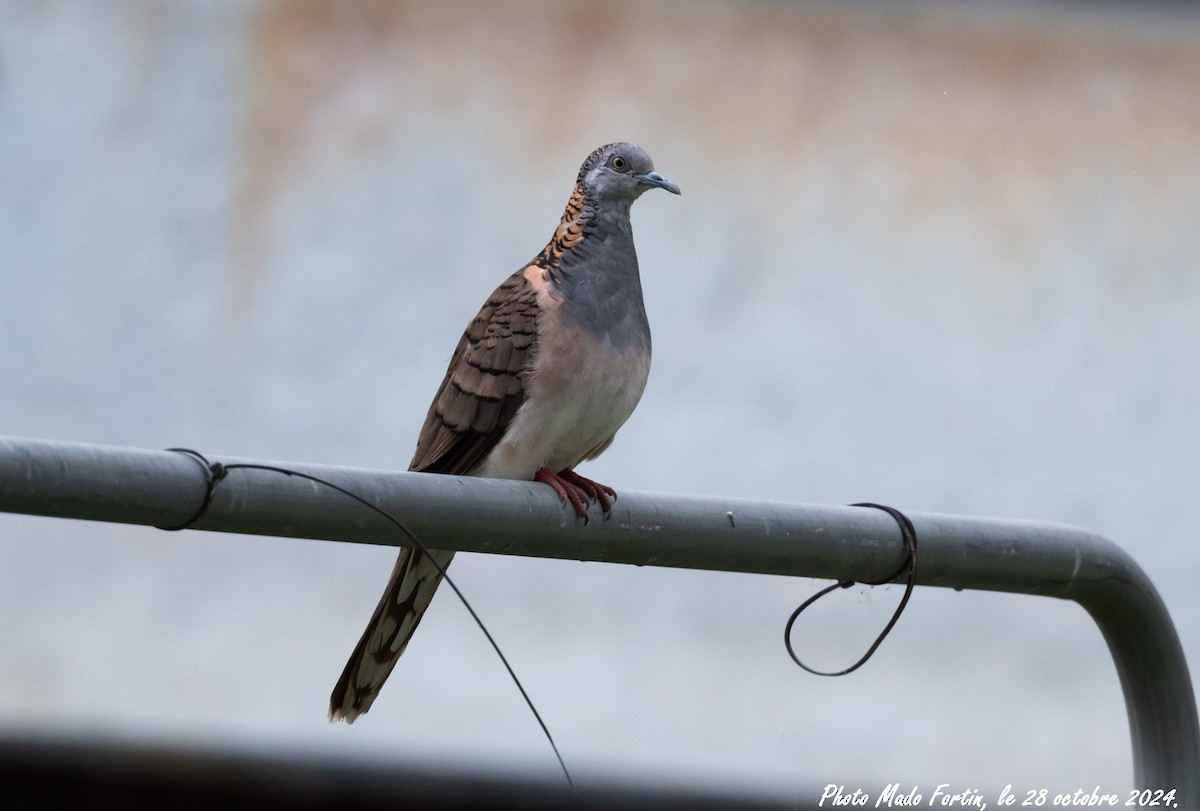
[409, 269, 539, 474]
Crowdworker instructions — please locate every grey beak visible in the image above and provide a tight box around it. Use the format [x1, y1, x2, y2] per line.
[637, 171, 681, 195]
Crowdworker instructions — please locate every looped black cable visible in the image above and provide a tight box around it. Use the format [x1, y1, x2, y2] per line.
[154, 447, 576, 795]
[784, 502, 918, 676]
[157, 448, 226, 531]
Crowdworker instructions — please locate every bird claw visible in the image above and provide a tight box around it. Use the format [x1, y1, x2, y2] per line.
[534, 467, 616, 522]
[558, 469, 616, 516]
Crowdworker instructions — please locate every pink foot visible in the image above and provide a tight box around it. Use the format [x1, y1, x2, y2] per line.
[559, 469, 616, 516]
[534, 467, 617, 521]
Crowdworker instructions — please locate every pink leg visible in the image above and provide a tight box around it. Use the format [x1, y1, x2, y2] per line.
[558, 469, 617, 516]
[534, 467, 617, 520]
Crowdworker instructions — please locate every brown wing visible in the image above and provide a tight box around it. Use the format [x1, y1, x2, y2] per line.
[409, 268, 540, 474]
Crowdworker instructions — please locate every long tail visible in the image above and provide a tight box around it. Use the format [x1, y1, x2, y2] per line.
[329, 547, 455, 722]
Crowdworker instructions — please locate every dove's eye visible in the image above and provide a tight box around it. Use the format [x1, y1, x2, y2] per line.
[609, 155, 627, 171]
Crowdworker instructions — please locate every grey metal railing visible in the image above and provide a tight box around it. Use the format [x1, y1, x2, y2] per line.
[0, 434, 1196, 802]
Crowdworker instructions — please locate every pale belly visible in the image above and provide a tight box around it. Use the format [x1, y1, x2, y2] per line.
[470, 320, 650, 480]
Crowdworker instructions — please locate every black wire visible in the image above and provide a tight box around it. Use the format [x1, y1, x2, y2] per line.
[783, 502, 918, 677]
[163, 447, 917, 780]
[160, 449, 576, 796]
[157, 448, 222, 531]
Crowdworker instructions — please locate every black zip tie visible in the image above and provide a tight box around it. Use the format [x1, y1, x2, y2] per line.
[157, 447, 226, 531]
[784, 502, 918, 677]
[155, 447, 576, 796]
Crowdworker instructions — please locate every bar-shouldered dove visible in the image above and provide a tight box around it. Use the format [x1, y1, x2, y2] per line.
[330, 142, 679, 722]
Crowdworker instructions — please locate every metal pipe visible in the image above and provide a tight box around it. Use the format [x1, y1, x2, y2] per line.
[0, 435, 1196, 799]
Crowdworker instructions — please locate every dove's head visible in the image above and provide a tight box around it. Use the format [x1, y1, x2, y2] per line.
[577, 142, 681, 205]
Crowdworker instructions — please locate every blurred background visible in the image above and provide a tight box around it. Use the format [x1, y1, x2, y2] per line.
[1, 0, 1198, 801]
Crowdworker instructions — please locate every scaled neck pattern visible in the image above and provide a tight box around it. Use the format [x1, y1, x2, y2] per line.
[531, 184, 648, 351]
[534, 184, 637, 274]
[533, 185, 590, 275]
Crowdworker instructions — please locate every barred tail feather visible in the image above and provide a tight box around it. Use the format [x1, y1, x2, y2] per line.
[329, 547, 455, 723]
